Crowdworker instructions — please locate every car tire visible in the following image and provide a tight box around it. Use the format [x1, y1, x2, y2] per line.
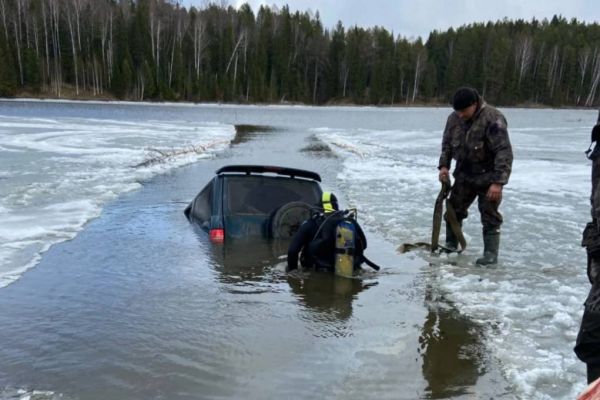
[269, 201, 313, 239]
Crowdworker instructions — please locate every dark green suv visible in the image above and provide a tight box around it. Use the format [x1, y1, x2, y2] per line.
[184, 165, 323, 243]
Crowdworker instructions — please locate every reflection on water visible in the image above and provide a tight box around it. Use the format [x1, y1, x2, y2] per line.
[205, 237, 289, 283]
[419, 281, 486, 399]
[300, 135, 336, 157]
[200, 232, 376, 324]
[288, 271, 376, 322]
[232, 124, 276, 145]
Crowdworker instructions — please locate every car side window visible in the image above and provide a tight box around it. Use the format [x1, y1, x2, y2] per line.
[193, 182, 213, 225]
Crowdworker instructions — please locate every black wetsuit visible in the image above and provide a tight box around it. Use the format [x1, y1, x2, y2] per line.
[287, 212, 367, 271]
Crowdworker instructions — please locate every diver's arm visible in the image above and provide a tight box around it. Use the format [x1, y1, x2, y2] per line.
[287, 220, 314, 270]
[354, 220, 368, 250]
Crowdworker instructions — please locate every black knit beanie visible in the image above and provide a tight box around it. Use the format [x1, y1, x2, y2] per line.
[452, 87, 479, 110]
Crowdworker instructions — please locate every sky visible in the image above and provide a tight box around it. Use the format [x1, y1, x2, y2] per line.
[181, 0, 600, 40]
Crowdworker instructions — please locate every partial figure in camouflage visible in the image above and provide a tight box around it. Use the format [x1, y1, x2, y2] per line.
[437, 87, 513, 265]
[575, 115, 600, 386]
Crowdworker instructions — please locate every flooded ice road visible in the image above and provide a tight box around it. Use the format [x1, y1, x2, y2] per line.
[0, 100, 594, 399]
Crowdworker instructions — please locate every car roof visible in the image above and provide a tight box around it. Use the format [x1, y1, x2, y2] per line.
[216, 165, 321, 182]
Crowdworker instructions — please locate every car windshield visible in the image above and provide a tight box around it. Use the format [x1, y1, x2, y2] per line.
[224, 175, 321, 215]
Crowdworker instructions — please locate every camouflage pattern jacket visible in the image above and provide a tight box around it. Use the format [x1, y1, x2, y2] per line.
[585, 122, 600, 285]
[592, 122, 600, 221]
[438, 103, 513, 186]
[583, 143, 600, 303]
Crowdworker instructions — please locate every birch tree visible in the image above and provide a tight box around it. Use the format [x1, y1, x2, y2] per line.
[192, 12, 206, 79]
[547, 45, 560, 98]
[49, 0, 61, 96]
[586, 50, 600, 107]
[99, 4, 113, 86]
[578, 47, 591, 104]
[514, 35, 533, 86]
[225, 31, 245, 91]
[412, 49, 427, 103]
[149, 2, 161, 84]
[13, 0, 24, 84]
[66, 1, 79, 94]
[0, 0, 8, 41]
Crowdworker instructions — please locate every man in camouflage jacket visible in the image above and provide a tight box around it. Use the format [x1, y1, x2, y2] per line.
[438, 87, 513, 265]
[575, 115, 600, 384]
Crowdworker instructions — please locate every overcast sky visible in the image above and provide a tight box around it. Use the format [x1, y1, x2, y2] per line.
[182, 0, 600, 40]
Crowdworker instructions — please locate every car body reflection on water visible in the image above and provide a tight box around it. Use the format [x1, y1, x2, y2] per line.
[287, 271, 377, 322]
[201, 235, 376, 323]
[205, 237, 289, 281]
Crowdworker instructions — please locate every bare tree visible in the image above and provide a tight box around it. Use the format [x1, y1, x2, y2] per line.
[168, 9, 185, 88]
[149, 2, 161, 84]
[22, 0, 29, 48]
[167, 29, 176, 87]
[13, 0, 24, 85]
[0, 0, 8, 41]
[192, 14, 206, 79]
[99, 4, 112, 86]
[31, 9, 39, 58]
[412, 50, 426, 103]
[578, 47, 592, 104]
[72, 0, 81, 51]
[547, 45, 560, 98]
[585, 49, 600, 107]
[41, 0, 51, 86]
[136, 68, 145, 100]
[66, 0, 79, 94]
[49, 0, 62, 96]
[514, 35, 533, 86]
[107, 9, 112, 85]
[225, 31, 246, 92]
[342, 64, 349, 98]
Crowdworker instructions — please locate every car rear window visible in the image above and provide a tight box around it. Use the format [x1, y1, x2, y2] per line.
[224, 175, 321, 215]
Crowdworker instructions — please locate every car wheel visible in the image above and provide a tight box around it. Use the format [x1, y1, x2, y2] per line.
[269, 201, 313, 239]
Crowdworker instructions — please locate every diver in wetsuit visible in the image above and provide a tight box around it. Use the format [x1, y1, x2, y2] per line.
[286, 192, 366, 272]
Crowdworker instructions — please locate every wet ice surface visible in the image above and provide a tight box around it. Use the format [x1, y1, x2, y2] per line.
[315, 107, 594, 399]
[0, 101, 595, 399]
[0, 102, 235, 287]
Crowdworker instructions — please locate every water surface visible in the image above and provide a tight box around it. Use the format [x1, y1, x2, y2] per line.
[0, 100, 594, 399]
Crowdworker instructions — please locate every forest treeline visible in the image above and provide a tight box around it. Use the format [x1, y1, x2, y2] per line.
[0, 0, 600, 107]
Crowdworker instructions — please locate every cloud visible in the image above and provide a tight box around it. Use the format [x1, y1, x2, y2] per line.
[184, 0, 600, 39]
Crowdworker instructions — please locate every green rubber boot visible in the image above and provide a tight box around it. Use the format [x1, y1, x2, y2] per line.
[476, 229, 500, 265]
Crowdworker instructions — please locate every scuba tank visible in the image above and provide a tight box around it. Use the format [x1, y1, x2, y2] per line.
[307, 207, 378, 276]
[334, 219, 357, 278]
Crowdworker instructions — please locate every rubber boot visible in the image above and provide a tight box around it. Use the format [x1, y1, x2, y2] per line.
[444, 221, 459, 252]
[476, 228, 500, 265]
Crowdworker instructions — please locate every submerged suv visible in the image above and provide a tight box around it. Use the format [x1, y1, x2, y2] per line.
[184, 165, 323, 242]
